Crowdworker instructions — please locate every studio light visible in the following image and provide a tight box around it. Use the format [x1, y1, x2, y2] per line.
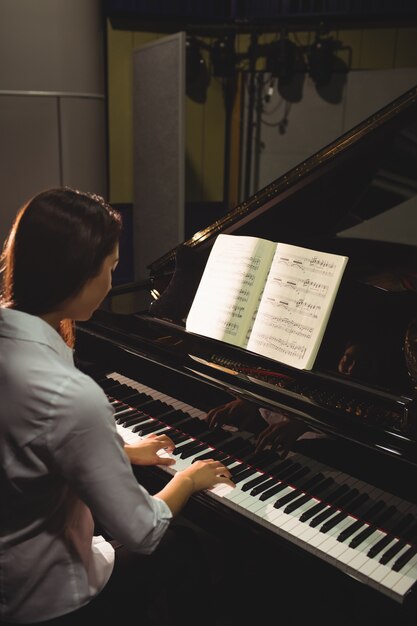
[265, 35, 305, 103]
[266, 37, 297, 85]
[186, 37, 206, 84]
[186, 37, 209, 103]
[308, 37, 334, 87]
[211, 36, 236, 78]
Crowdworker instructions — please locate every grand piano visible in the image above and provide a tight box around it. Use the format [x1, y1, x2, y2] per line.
[75, 84, 417, 625]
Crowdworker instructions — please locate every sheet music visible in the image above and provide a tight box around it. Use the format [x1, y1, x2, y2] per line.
[186, 234, 276, 346]
[246, 243, 348, 369]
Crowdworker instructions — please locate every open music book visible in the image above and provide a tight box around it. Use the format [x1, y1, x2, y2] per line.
[185, 234, 348, 370]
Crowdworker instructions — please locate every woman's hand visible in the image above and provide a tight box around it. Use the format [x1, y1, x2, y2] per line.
[124, 433, 176, 467]
[178, 458, 235, 493]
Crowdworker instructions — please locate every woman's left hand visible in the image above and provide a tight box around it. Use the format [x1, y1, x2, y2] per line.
[124, 433, 176, 466]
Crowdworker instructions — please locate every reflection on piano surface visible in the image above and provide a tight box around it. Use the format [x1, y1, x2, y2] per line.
[75, 84, 417, 625]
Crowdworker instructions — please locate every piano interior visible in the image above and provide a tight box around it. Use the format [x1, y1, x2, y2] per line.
[75, 84, 417, 625]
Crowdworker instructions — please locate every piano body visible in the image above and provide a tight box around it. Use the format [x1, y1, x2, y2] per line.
[75, 84, 417, 625]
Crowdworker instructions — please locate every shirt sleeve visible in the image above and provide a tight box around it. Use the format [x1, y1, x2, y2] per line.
[47, 371, 172, 554]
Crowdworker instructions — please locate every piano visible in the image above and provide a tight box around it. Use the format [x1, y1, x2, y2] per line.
[75, 84, 417, 625]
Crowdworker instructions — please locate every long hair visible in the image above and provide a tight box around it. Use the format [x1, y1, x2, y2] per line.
[0, 187, 122, 346]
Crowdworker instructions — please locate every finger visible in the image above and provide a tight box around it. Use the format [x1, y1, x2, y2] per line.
[158, 436, 175, 448]
[216, 464, 232, 479]
[156, 456, 176, 466]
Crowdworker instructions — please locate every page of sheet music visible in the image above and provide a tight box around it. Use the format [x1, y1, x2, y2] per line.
[185, 234, 276, 346]
[246, 242, 348, 369]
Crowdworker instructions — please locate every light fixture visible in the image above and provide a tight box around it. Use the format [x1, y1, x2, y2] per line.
[186, 37, 209, 103]
[266, 37, 297, 86]
[308, 36, 334, 87]
[210, 36, 236, 78]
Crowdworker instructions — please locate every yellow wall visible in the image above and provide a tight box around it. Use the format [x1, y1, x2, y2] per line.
[106, 22, 417, 206]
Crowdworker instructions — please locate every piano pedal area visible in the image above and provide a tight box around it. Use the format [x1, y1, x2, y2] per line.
[92, 369, 417, 626]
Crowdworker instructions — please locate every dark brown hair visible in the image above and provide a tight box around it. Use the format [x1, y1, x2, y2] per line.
[0, 187, 122, 346]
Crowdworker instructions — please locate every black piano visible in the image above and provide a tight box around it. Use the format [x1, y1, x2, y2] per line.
[75, 84, 417, 626]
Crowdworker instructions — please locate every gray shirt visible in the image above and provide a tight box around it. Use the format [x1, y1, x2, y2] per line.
[0, 308, 172, 623]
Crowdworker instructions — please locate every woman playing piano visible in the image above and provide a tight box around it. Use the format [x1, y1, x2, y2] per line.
[0, 187, 234, 626]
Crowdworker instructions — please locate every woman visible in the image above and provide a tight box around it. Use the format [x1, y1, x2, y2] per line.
[0, 187, 234, 625]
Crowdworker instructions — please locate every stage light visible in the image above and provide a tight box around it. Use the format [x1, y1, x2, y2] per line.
[186, 37, 209, 103]
[266, 37, 297, 85]
[265, 36, 305, 103]
[186, 37, 206, 84]
[308, 37, 334, 87]
[211, 36, 236, 78]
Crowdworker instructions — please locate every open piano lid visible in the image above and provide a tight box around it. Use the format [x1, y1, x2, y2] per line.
[82, 83, 417, 464]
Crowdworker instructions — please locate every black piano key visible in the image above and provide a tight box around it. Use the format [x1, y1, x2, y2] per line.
[110, 399, 132, 411]
[242, 459, 294, 492]
[105, 383, 139, 399]
[379, 520, 417, 565]
[319, 492, 369, 534]
[337, 500, 386, 543]
[112, 403, 132, 417]
[392, 545, 417, 572]
[230, 465, 258, 482]
[97, 377, 121, 390]
[191, 449, 230, 462]
[175, 437, 206, 455]
[299, 484, 349, 523]
[181, 442, 212, 460]
[273, 473, 326, 509]
[379, 539, 408, 565]
[158, 410, 191, 425]
[259, 466, 310, 501]
[113, 405, 136, 417]
[250, 477, 281, 496]
[250, 462, 302, 496]
[284, 477, 334, 515]
[119, 412, 153, 427]
[258, 481, 288, 501]
[349, 505, 397, 549]
[173, 428, 230, 453]
[135, 399, 175, 418]
[367, 513, 416, 558]
[107, 386, 157, 409]
[309, 488, 360, 528]
[116, 392, 154, 407]
[165, 430, 190, 445]
[134, 419, 167, 436]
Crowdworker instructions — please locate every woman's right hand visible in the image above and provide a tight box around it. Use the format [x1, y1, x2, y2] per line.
[178, 458, 235, 493]
[158, 458, 235, 517]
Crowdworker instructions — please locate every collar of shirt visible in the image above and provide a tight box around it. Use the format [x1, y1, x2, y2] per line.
[0, 307, 74, 364]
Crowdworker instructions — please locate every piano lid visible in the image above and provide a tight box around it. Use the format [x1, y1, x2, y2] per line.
[148, 83, 417, 278]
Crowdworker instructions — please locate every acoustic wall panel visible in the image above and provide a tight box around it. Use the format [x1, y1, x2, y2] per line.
[132, 31, 186, 281]
[0, 95, 61, 247]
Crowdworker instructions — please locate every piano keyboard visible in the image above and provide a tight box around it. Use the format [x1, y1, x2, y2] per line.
[99, 371, 417, 605]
